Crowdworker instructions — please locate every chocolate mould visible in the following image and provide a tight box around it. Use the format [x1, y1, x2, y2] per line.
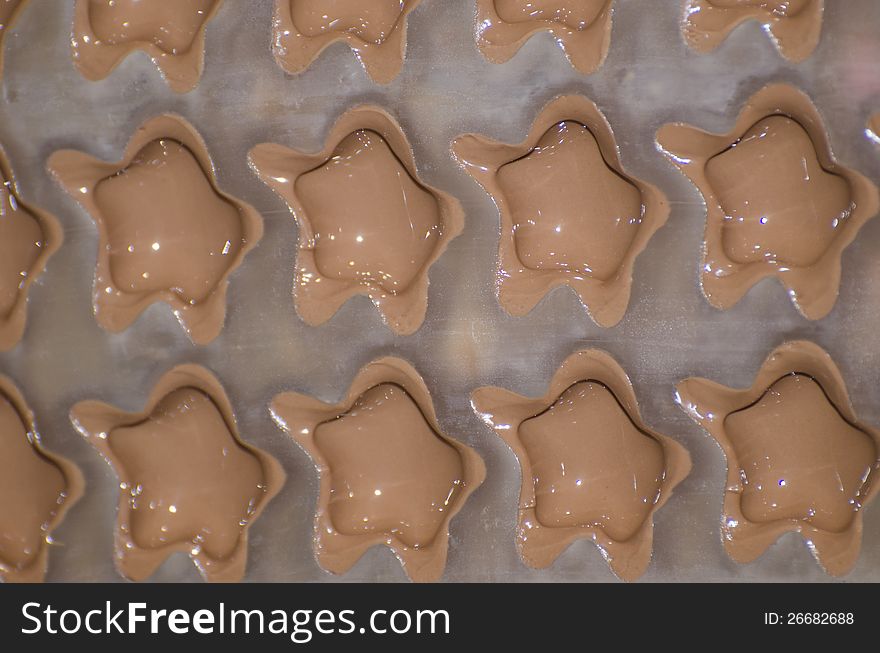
[271, 357, 485, 582]
[682, 0, 824, 63]
[70, 364, 285, 582]
[70, 0, 223, 94]
[676, 341, 880, 576]
[0, 144, 63, 351]
[0, 374, 84, 583]
[453, 94, 669, 327]
[474, 0, 614, 74]
[657, 83, 879, 321]
[1, 1, 879, 582]
[47, 113, 263, 345]
[270, 0, 422, 84]
[0, 0, 27, 78]
[250, 105, 464, 336]
[472, 349, 691, 581]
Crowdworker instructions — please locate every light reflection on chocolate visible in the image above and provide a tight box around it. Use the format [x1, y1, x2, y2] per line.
[453, 95, 668, 327]
[0, 146, 63, 351]
[474, 0, 614, 74]
[48, 114, 263, 345]
[676, 340, 880, 576]
[868, 113, 880, 145]
[271, 0, 421, 84]
[682, 0, 823, 62]
[657, 84, 879, 320]
[472, 349, 691, 581]
[70, 364, 285, 582]
[71, 0, 222, 93]
[250, 106, 463, 335]
[271, 357, 485, 582]
[0, 375, 83, 583]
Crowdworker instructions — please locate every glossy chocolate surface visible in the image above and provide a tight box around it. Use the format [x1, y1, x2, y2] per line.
[676, 340, 880, 576]
[271, 357, 485, 582]
[472, 349, 691, 581]
[70, 364, 285, 582]
[48, 114, 263, 344]
[683, 0, 823, 62]
[453, 95, 668, 327]
[271, 0, 420, 84]
[71, 0, 222, 92]
[0, 376, 83, 583]
[250, 106, 463, 335]
[475, 0, 614, 74]
[657, 84, 879, 320]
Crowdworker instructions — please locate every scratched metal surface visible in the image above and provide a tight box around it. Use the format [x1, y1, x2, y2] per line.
[1, 0, 879, 583]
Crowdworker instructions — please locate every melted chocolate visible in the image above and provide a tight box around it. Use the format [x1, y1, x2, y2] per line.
[48, 114, 263, 345]
[682, 0, 823, 62]
[0, 376, 83, 583]
[676, 340, 880, 576]
[0, 146, 63, 351]
[296, 130, 441, 295]
[475, 0, 614, 74]
[498, 121, 642, 280]
[869, 113, 880, 145]
[315, 384, 465, 548]
[657, 84, 879, 320]
[472, 349, 691, 581]
[271, 357, 485, 582]
[271, 0, 421, 84]
[71, 0, 222, 93]
[453, 95, 669, 327]
[705, 116, 850, 268]
[70, 365, 285, 582]
[250, 106, 463, 335]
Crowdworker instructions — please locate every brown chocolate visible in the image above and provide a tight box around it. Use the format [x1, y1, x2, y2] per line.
[0, 375, 84, 583]
[472, 349, 691, 581]
[48, 114, 263, 345]
[474, 1, 614, 74]
[70, 364, 285, 582]
[676, 341, 880, 576]
[271, 357, 485, 582]
[869, 113, 880, 145]
[250, 106, 463, 336]
[0, 146, 63, 351]
[0, 0, 26, 78]
[453, 95, 669, 327]
[70, 0, 222, 93]
[657, 84, 879, 320]
[682, 0, 823, 62]
[271, 0, 422, 84]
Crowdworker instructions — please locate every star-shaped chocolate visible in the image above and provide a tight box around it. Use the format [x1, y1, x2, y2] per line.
[271, 0, 422, 84]
[472, 349, 691, 581]
[0, 0, 27, 78]
[657, 83, 879, 320]
[48, 114, 263, 345]
[250, 106, 463, 336]
[271, 357, 485, 582]
[70, 0, 223, 93]
[70, 364, 285, 582]
[682, 0, 824, 63]
[453, 95, 669, 327]
[676, 341, 880, 576]
[0, 145, 63, 351]
[474, 0, 614, 74]
[0, 375, 84, 583]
